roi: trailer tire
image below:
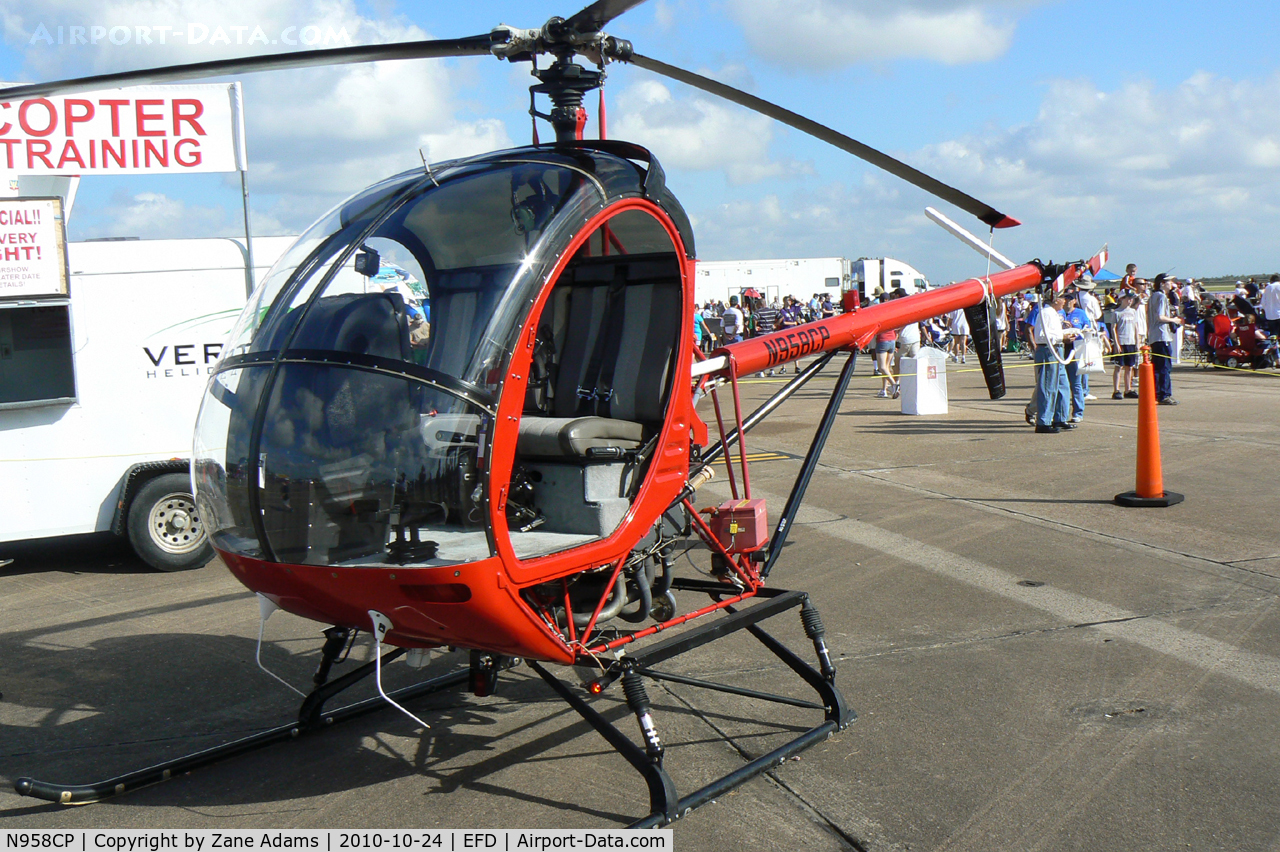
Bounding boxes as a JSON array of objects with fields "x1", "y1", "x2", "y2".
[{"x1": 126, "y1": 473, "x2": 213, "y2": 572}]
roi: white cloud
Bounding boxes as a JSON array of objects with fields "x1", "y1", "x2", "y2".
[
  {"x1": 77, "y1": 190, "x2": 232, "y2": 239},
  {"x1": 2, "y1": 0, "x2": 511, "y2": 233},
  {"x1": 726, "y1": 0, "x2": 1028, "y2": 69},
  {"x1": 692, "y1": 70, "x2": 1280, "y2": 281},
  {"x1": 610, "y1": 77, "x2": 810, "y2": 184}
]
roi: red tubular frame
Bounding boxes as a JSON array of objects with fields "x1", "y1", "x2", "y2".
[
  {"x1": 727, "y1": 359, "x2": 751, "y2": 499},
  {"x1": 574, "y1": 497, "x2": 762, "y2": 659},
  {"x1": 709, "y1": 387, "x2": 740, "y2": 499}
]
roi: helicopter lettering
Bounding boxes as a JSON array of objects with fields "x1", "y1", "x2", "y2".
[{"x1": 759, "y1": 325, "x2": 830, "y2": 366}]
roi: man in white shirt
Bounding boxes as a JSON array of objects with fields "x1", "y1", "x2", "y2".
[
  {"x1": 1147, "y1": 274, "x2": 1184, "y2": 404},
  {"x1": 1032, "y1": 291, "x2": 1078, "y2": 433},
  {"x1": 1260, "y1": 274, "x2": 1280, "y2": 337},
  {"x1": 721, "y1": 295, "x2": 745, "y2": 344}
]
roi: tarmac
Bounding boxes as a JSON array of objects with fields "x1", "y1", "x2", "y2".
[{"x1": 3, "y1": 352, "x2": 1279, "y2": 851}]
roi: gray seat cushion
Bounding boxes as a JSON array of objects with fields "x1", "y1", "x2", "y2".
[{"x1": 517, "y1": 416, "x2": 645, "y2": 458}]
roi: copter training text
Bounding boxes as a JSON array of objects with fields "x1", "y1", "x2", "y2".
[{"x1": 0, "y1": 85, "x2": 245, "y2": 174}]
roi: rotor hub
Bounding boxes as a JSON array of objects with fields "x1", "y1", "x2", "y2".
[{"x1": 491, "y1": 18, "x2": 633, "y2": 143}]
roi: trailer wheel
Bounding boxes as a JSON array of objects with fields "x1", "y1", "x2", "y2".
[{"x1": 126, "y1": 473, "x2": 212, "y2": 572}]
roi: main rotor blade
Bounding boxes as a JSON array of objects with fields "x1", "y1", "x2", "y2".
[
  {"x1": 0, "y1": 34, "x2": 494, "y2": 101},
  {"x1": 565, "y1": 0, "x2": 652, "y2": 34},
  {"x1": 627, "y1": 52, "x2": 1020, "y2": 229}
]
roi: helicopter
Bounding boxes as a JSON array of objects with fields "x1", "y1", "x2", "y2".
[{"x1": 6, "y1": 0, "x2": 1107, "y2": 826}]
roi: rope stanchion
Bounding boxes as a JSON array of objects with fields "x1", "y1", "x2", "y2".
[{"x1": 1115, "y1": 346, "x2": 1183, "y2": 508}]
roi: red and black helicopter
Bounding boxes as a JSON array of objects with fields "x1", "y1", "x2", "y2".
[{"x1": 7, "y1": 0, "x2": 1105, "y2": 825}]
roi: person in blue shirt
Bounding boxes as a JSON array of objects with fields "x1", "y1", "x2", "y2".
[
  {"x1": 693, "y1": 308, "x2": 709, "y2": 351},
  {"x1": 1062, "y1": 290, "x2": 1093, "y2": 422}
]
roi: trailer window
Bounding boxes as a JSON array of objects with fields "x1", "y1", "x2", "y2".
[
  {"x1": 825, "y1": 277, "x2": 839, "y2": 288},
  {"x1": 0, "y1": 302, "x2": 76, "y2": 409}
]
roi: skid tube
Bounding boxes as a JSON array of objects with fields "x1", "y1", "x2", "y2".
[
  {"x1": 12, "y1": 643, "x2": 508, "y2": 805},
  {"x1": 538, "y1": 581, "x2": 854, "y2": 827}
]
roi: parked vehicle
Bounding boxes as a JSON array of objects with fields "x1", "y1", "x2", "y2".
[
  {"x1": 0, "y1": 236, "x2": 293, "y2": 570},
  {"x1": 693, "y1": 255, "x2": 930, "y2": 309}
]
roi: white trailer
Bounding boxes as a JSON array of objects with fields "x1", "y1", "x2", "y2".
[
  {"x1": 694, "y1": 256, "x2": 931, "y2": 307},
  {"x1": 0, "y1": 236, "x2": 293, "y2": 570},
  {"x1": 694, "y1": 257, "x2": 851, "y2": 306},
  {"x1": 848, "y1": 257, "x2": 932, "y2": 300}
]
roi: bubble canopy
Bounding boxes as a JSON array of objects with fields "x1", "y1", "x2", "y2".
[{"x1": 194, "y1": 144, "x2": 693, "y2": 571}]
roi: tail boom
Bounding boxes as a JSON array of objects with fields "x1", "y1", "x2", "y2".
[{"x1": 697, "y1": 262, "x2": 1043, "y2": 378}]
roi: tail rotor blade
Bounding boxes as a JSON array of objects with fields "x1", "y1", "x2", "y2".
[
  {"x1": 1088, "y1": 244, "x2": 1109, "y2": 275},
  {"x1": 926, "y1": 206, "x2": 1017, "y2": 270},
  {"x1": 0, "y1": 34, "x2": 494, "y2": 101},
  {"x1": 626, "y1": 52, "x2": 1020, "y2": 230}
]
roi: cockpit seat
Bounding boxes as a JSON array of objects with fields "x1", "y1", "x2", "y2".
[
  {"x1": 516, "y1": 416, "x2": 644, "y2": 458},
  {"x1": 515, "y1": 257, "x2": 681, "y2": 461}
]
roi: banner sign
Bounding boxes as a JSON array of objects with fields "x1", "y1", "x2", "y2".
[
  {"x1": 0, "y1": 82, "x2": 247, "y2": 175},
  {"x1": 0, "y1": 197, "x2": 68, "y2": 297}
]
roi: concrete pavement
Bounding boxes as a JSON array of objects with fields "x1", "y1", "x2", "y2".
[{"x1": 3, "y1": 355, "x2": 1278, "y2": 851}]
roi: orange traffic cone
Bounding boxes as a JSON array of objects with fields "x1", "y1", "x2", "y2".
[{"x1": 1115, "y1": 346, "x2": 1184, "y2": 507}]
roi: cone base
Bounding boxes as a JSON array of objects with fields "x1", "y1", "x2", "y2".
[{"x1": 1114, "y1": 490, "x2": 1185, "y2": 508}]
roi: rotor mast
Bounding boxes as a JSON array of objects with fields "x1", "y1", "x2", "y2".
[{"x1": 492, "y1": 18, "x2": 633, "y2": 143}]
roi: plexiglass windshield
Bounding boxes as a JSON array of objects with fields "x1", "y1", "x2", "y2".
[{"x1": 195, "y1": 158, "x2": 605, "y2": 568}]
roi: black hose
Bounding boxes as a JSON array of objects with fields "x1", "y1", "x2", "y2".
[
  {"x1": 619, "y1": 560, "x2": 653, "y2": 623},
  {"x1": 655, "y1": 547, "x2": 673, "y2": 595}
]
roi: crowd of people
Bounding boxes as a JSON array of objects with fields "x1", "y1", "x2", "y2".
[
  {"x1": 693, "y1": 268, "x2": 1279, "y2": 424},
  {"x1": 695, "y1": 286, "x2": 948, "y2": 397},
  {"x1": 1011, "y1": 266, "x2": 1280, "y2": 433},
  {"x1": 694, "y1": 292, "x2": 839, "y2": 353}
]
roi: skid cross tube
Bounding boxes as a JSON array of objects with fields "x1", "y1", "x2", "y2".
[
  {"x1": 639, "y1": 669, "x2": 825, "y2": 710},
  {"x1": 14, "y1": 651, "x2": 474, "y2": 805},
  {"x1": 552, "y1": 588, "x2": 853, "y2": 827}
]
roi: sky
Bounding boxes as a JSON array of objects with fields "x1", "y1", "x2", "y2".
[{"x1": 1, "y1": 0, "x2": 1278, "y2": 284}]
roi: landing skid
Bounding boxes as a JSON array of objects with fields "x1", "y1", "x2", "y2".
[
  {"x1": 15, "y1": 586, "x2": 852, "y2": 825},
  {"x1": 544, "y1": 580, "x2": 855, "y2": 827}
]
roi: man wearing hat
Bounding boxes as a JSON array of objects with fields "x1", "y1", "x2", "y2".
[{"x1": 1031, "y1": 290, "x2": 1080, "y2": 433}]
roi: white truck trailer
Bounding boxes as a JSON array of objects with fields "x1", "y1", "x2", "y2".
[
  {"x1": 847, "y1": 257, "x2": 932, "y2": 300},
  {"x1": 694, "y1": 256, "x2": 929, "y2": 306},
  {"x1": 0, "y1": 235, "x2": 293, "y2": 570},
  {"x1": 694, "y1": 257, "x2": 850, "y2": 306}
]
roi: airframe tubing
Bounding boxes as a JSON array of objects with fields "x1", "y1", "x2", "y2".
[
  {"x1": 700, "y1": 351, "x2": 836, "y2": 466},
  {"x1": 700, "y1": 262, "x2": 1043, "y2": 378},
  {"x1": 762, "y1": 349, "x2": 859, "y2": 578},
  {"x1": 541, "y1": 588, "x2": 850, "y2": 827}
]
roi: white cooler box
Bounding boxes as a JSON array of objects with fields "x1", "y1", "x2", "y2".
[{"x1": 899, "y1": 348, "x2": 948, "y2": 415}]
